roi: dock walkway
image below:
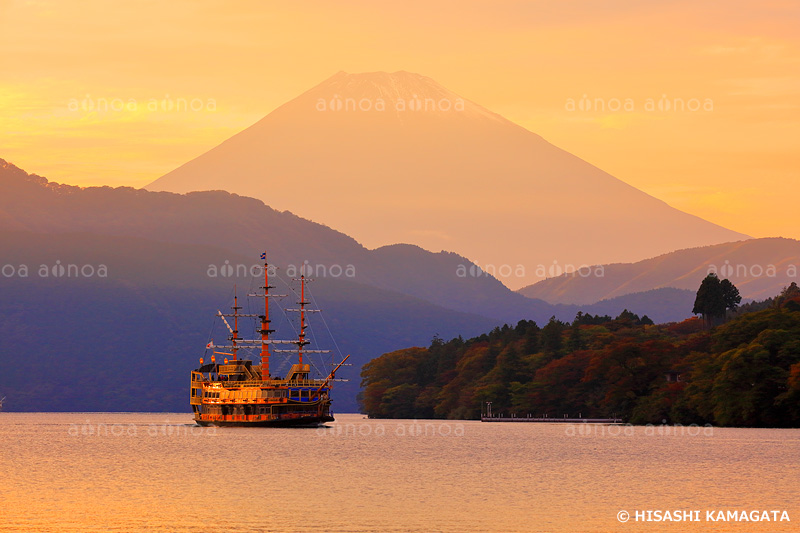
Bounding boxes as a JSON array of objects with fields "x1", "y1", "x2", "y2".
[{"x1": 481, "y1": 416, "x2": 622, "y2": 423}]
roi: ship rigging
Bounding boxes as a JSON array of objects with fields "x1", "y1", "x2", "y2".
[{"x1": 190, "y1": 252, "x2": 349, "y2": 427}]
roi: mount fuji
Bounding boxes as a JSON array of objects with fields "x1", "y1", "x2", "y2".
[{"x1": 146, "y1": 71, "x2": 748, "y2": 288}]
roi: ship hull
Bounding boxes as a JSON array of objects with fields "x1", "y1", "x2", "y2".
[{"x1": 195, "y1": 414, "x2": 333, "y2": 428}]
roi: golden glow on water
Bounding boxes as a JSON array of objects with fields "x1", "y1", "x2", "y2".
[{"x1": 0, "y1": 413, "x2": 797, "y2": 532}]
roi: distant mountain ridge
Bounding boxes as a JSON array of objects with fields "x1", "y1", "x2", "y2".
[
  {"x1": 0, "y1": 159, "x2": 752, "y2": 412},
  {"x1": 519, "y1": 238, "x2": 800, "y2": 304},
  {"x1": 1, "y1": 158, "x2": 690, "y2": 325},
  {"x1": 145, "y1": 70, "x2": 748, "y2": 289},
  {"x1": 2, "y1": 158, "x2": 748, "y2": 323},
  {"x1": 0, "y1": 158, "x2": 543, "y2": 323}
]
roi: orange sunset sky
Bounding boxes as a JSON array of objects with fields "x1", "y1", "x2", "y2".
[{"x1": 1, "y1": 0, "x2": 798, "y2": 240}]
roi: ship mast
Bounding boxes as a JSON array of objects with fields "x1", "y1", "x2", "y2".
[
  {"x1": 231, "y1": 285, "x2": 241, "y2": 361},
  {"x1": 259, "y1": 252, "x2": 274, "y2": 379},
  {"x1": 278, "y1": 272, "x2": 330, "y2": 371},
  {"x1": 209, "y1": 255, "x2": 343, "y2": 386},
  {"x1": 298, "y1": 274, "x2": 308, "y2": 364}
]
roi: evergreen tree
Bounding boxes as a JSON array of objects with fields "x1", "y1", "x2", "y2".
[
  {"x1": 615, "y1": 309, "x2": 640, "y2": 324},
  {"x1": 523, "y1": 322, "x2": 540, "y2": 354},
  {"x1": 541, "y1": 316, "x2": 564, "y2": 355},
  {"x1": 720, "y1": 278, "x2": 742, "y2": 312},
  {"x1": 567, "y1": 322, "x2": 584, "y2": 351},
  {"x1": 776, "y1": 282, "x2": 800, "y2": 307},
  {"x1": 693, "y1": 274, "x2": 726, "y2": 327}
]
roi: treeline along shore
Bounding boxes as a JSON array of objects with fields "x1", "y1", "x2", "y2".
[{"x1": 360, "y1": 283, "x2": 800, "y2": 427}]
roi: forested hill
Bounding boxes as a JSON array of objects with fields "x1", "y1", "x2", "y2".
[{"x1": 360, "y1": 285, "x2": 800, "y2": 427}]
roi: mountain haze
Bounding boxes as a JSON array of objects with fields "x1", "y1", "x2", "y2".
[
  {"x1": 1, "y1": 158, "x2": 702, "y2": 325},
  {"x1": 0, "y1": 229, "x2": 499, "y2": 412},
  {"x1": 0, "y1": 159, "x2": 717, "y2": 412},
  {"x1": 146, "y1": 70, "x2": 748, "y2": 289},
  {"x1": 519, "y1": 238, "x2": 800, "y2": 304},
  {"x1": 0, "y1": 158, "x2": 547, "y2": 323}
]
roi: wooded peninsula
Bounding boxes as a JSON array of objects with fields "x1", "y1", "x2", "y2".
[{"x1": 360, "y1": 280, "x2": 800, "y2": 427}]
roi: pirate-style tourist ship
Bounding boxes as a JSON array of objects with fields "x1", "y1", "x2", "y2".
[{"x1": 190, "y1": 253, "x2": 349, "y2": 427}]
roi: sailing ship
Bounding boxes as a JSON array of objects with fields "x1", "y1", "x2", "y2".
[
  {"x1": 0, "y1": 397, "x2": 5, "y2": 412},
  {"x1": 190, "y1": 252, "x2": 349, "y2": 427}
]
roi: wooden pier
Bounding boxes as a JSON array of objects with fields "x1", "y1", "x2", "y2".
[{"x1": 481, "y1": 416, "x2": 622, "y2": 424}]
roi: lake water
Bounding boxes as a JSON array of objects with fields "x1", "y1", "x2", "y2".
[{"x1": 0, "y1": 413, "x2": 797, "y2": 532}]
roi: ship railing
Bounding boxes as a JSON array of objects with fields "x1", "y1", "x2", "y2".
[
  {"x1": 217, "y1": 379, "x2": 328, "y2": 388},
  {"x1": 282, "y1": 380, "x2": 329, "y2": 388}
]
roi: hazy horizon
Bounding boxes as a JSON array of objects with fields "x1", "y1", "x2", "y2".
[
  {"x1": 2, "y1": 1, "x2": 798, "y2": 243},
  {"x1": 142, "y1": 69, "x2": 749, "y2": 289}
]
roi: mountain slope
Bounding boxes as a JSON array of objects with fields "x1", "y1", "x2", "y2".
[
  {"x1": 146, "y1": 70, "x2": 747, "y2": 289},
  {"x1": 0, "y1": 230, "x2": 499, "y2": 412},
  {"x1": 0, "y1": 158, "x2": 547, "y2": 323},
  {"x1": 1, "y1": 158, "x2": 705, "y2": 325},
  {"x1": 519, "y1": 238, "x2": 800, "y2": 304},
  {"x1": 584, "y1": 288, "x2": 696, "y2": 324}
]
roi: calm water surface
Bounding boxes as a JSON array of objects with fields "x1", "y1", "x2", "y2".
[{"x1": 0, "y1": 413, "x2": 797, "y2": 532}]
